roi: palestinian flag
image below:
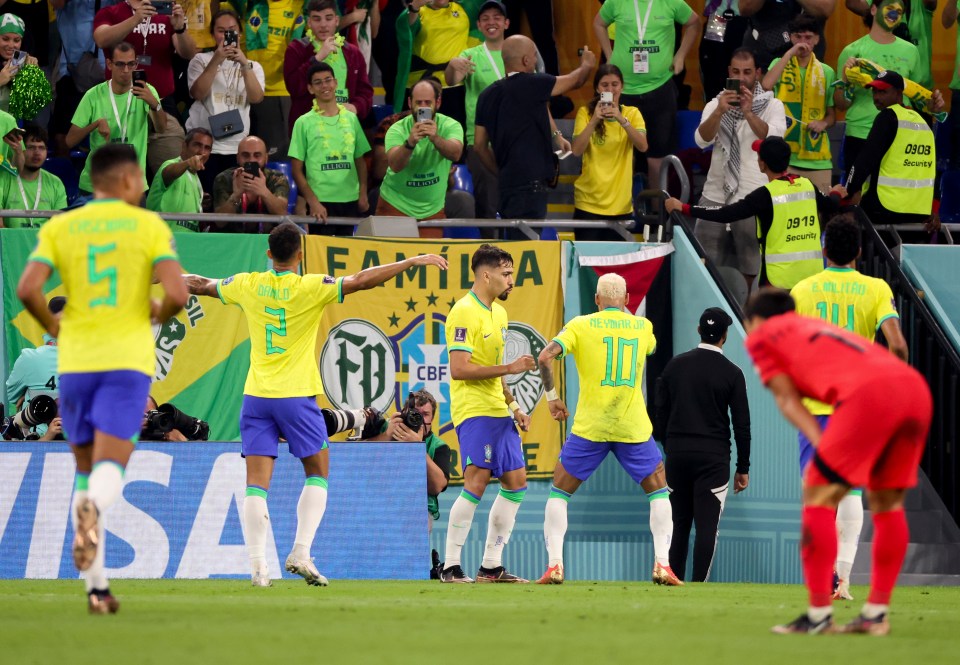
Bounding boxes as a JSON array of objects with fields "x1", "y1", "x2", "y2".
[{"x1": 577, "y1": 245, "x2": 674, "y2": 316}]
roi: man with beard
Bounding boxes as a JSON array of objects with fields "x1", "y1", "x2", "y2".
[
  {"x1": 0, "y1": 126, "x2": 67, "y2": 228},
  {"x1": 440, "y1": 243, "x2": 537, "y2": 583},
  {"x1": 147, "y1": 127, "x2": 214, "y2": 233}
]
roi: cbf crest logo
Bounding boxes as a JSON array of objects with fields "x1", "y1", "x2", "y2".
[
  {"x1": 320, "y1": 319, "x2": 398, "y2": 413},
  {"x1": 153, "y1": 295, "x2": 206, "y2": 381},
  {"x1": 483, "y1": 444, "x2": 492, "y2": 463},
  {"x1": 504, "y1": 323, "x2": 547, "y2": 414}
]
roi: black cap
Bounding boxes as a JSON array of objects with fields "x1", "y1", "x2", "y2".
[
  {"x1": 866, "y1": 69, "x2": 905, "y2": 92},
  {"x1": 48, "y1": 296, "x2": 66, "y2": 314},
  {"x1": 478, "y1": 0, "x2": 507, "y2": 15},
  {"x1": 699, "y1": 307, "x2": 733, "y2": 343},
  {"x1": 752, "y1": 136, "x2": 792, "y2": 173}
]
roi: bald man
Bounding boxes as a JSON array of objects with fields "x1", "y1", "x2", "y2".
[
  {"x1": 212, "y1": 136, "x2": 292, "y2": 231},
  {"x1": 474, "y1": 35, "x2": 596, "y2": 224}
]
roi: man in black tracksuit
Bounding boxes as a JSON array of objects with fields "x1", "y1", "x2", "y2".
[{"x1": 654, "y1": 307, "x2": 751, "y2": 582}]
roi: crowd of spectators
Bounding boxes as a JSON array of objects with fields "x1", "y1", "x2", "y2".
[{"x1": 0, "y1": 0, "x2": 954, "y2": 248}]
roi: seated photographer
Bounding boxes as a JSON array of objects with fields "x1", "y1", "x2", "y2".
[
  {"x1": 211, "y1": 135, "x2": 290, "y2": 232},
  {"x1": 141, "y1": 395, "x2": 210, "y2": 441}
]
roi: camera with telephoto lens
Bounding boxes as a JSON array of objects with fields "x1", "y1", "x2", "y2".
[
  {"x1": 141, "y1": 403, "x2": 210, "y2": 441},
  {"x1": 400, "y1": 393, "x2": 424, "y2": 432},
  {"x1": 321, "y1": 407, "x2": 384, "y2": 441},
  {"x1": 1, "y1": 395, "x2": 57, "y2": 441}
]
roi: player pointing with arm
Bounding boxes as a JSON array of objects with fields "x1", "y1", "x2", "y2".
[
  {"x1": 17, "y1": 144, "x2": 188, "y2": 615},
  {"x1": 184, "y1": 224, "x2": 446, "y2": 587},
  {"x1": 536, "y1": 273, "x2": 681, "y2": 586},
  {"x1": 440, "y1": 244, "x2": 536, "y2": 584}
]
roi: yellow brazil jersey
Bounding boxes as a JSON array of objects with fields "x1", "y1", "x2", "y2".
[
  {"x1": 27, "y1": 199, "x2": 177, "y2": 376},
  {"x1": 217, "y1": 270, "x2": 343, "y2": 398},
  {"x1": 791, "y1": 266, "x2": 899, "y2": 415},
  {"x1": 445, "y1": 291, "x2": 510, "y2": 425},
  {"x1": 554, "y1": 308, "x2": 657, "y2": 443},
  {"x1": 411, "y1": 2, "x2": 477, "y2": 86}
]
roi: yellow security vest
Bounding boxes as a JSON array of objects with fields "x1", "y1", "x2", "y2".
[
  {"x1": 863, "y1": 104, "x2": 935, "y2": 214},
  {"x1": 760, "y1": 177, "x2": 823, "y2": 289}
]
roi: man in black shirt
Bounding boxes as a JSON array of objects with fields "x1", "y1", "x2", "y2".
[
  {"x1": 654, "y1": 307, "x2": 751, "y2": 582},
  {"x1": 473, "y1": 35, "x2": 595, "y2": 221}
]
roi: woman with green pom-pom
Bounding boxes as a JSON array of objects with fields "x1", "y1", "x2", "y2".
[{"x1": 0, "y1": 14, "x2": 37, "y2": 113}]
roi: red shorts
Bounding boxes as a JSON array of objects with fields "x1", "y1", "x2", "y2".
[{"x1": 804, "y1": 368, "x2": 932, "y2": 491}]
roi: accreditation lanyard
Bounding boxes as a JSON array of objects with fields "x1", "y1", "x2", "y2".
[
  {"x1": 632, "y1": 0, "x2": 655, "y2": 50},
  {"x1": 16, "y1": 174, "x2": 42, "y2": 211},
  {"x1": 109, "y1": 88, "x2": 135, "y2": 143},
  {"x1": 482, "y1": 43, "x2": 504, "y2": 80}
]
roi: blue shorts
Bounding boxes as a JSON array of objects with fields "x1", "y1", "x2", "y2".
[
  {"x1": 559, "y1": 433, "x2": 663, "y2": 484},
  {"x1": 798, "y1": 415, "x2": 831, "y2": 477},
  {"x1": 59, "y1": 370, "x2": 152, "y2": 444},
  {"x1": 456, "y1": 416, "x2": 524, "y2": 478},
  {"x1": 240, "y1": 395, "x2": 329, "y2": 459}
]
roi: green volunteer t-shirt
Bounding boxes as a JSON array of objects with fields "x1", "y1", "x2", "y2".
[
  {"x1": 72, "y1": 81, "x2": 158, "y2": 192},
  {"x1": 599, "y1": 0, "x2": 693, "y2": 96},
  {"x1": 288, "y1": 106, "x2": 371, "y2": 203},
  {"x1": 770, "y1": 57, "x2": 837, "y2": 171},
  {"x1": 459, "y1": 43, "x2": 504, "y2": 145},
  {"x1": 381, "y1": 112, "x2": 464, "y2": 219},
  {"x1": 1, "y1": 170, "x2": 68, "y2": 228},
  {"x1": 837, "y1": 35, "x2": 919, "y2": 139},
  {"x1": 146, "y1": 157, "x2": 203, "y2": 232},
  {"x1": 907, "y1": 3, "x2": 934, "y2": 89}
]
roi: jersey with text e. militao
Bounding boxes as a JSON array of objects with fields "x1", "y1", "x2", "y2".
[
  {"x1": 217, "y1": 270, "x2": 343, "y2": 398},
  {"x1": 554, "y1": 308, "x2": 657, "y2": 443},
  {"x1": 445, "y1": 291, "x2": 510, "y2": 426},
  {"x1": 791, "y1": 267, "x2": 899, "y2": 415},
  {"x1": 27, "y1": 199, "x2": 178, "y2": 376}
]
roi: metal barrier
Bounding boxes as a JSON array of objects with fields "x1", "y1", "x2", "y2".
[{"x1": 856, "y1": 208, "x2": 960, "y2": 524}]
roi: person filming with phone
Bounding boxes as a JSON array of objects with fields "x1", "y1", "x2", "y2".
[
  {"x1": 376, "y1": 77, "x2": 463, "y2": 234},
  {"x1": 211, "y1": 135, "x2": 290, "y2": 231},
  {"x1": 0, "y1": 14, "x2": 38, "y2": 115}
]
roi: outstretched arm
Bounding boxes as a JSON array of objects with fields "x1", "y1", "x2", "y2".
[
  {"x1": 183, "y1": 273, "x2": 220, "y2": 298},
  {"x1": 341, "y1": 254, "x2": 448, "y2": 296},
  {"x1": 537, "y1": 340, "x2": 569, "y2": 421}
]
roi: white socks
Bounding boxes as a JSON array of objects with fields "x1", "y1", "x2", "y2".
[
  {"x1": 480, "y1": 487, "x2": 526, "y2": 569},
  {"x1": 443, "y1": 490, "x2": 480, "y2": 568},
  {"x1": 291, "y1": 477, "x2": 328, "y2": 560},
  {"x1": 544, "y1": 486, "x2": 572, "y2": 567},
  {"x1": 836, "y1": 492, "x2": 864, "y2": 581},
  {"x1": 72, "y1": 474, "x2": 107, "y2": 592},
  {"x1": 244, "y1": 487, "x2": 270, "y2": 569},
  {"x1": 87, "y1": 461, "x2": 124, "y2": 513},
  {"x1": 647, "y1": 488, "x2": 673, "y2": 567}
]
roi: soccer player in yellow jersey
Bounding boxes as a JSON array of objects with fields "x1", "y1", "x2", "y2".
[
  {"x1": 184, "y1": 223, "x2": 446, "y2": 587},
  {"x1": 536, "y1": 273, "x2": 682, "y2": 586},
  {"x1": 16, "y1": 144, "x2": 188, "y2": 614},
  {"x1": 440, "y1": 244, "x2": 537, "y2": 583},
  {"x1": 790, "y1": 214, "x2": 908, "y2": 601}
]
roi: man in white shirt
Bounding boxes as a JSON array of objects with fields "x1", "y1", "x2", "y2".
[{"x1": 694, "y1": 47, "x2": 786, "y2": 292}]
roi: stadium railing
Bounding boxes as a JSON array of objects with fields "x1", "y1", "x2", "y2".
[{"x1": 855, "y1": 207, "x2": 960, "y2": 525}]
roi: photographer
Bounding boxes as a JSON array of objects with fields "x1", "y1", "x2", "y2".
[
  {"x1": 5, "y1": 296, "x2": 65, "y2": 440},
  {"x1": 141, "y1": 395, "x2": 210, "y2": 442}
]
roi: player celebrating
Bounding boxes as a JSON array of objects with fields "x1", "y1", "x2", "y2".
[
  {"x1": 185, "y1": 224, "x2": 446, "y2": 587},
  {"x1": 744, "y1": 289, "x2": 931, "y2": 635},
  {"x1": 536, "y1": 273, "x2": 680, "y2": 586},
  {"x1": 440, "y1": 244, "x2": 537, "y2": 584},
  {"x1": 790, "y1": 215, "x2": 908, "y2": 601},
  {"x1": 16, "y1": 144, "x2": 188, "y2": 614}
]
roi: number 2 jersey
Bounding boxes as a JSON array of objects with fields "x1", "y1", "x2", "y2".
[
  {"x1": 218, "y1": 270, "x2": 344, "y2": 398},
  {"x1": 790, "y1": 266, "x2": 899, "y2": 415},
  {"x1": 27, "y1": 200, "x2": 177, "y2": 376},
  {"x1": 554, "y1": 308, "x2": 657, "y2": 443}
]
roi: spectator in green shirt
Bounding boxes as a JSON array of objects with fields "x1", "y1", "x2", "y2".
[
  {"x1": 0, "y1": 126, "x2": 68, "y2": 228},
  {"x1": 845, "y1": 0, "x2": 935, "y2": 88},
  {"x1": 146, "y1": 127, "x2": 214, "y2": 233}
]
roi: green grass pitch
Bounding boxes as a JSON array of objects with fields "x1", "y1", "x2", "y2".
[{"x1": 2, "y1": 581, "x2": 958, "y2": 664}]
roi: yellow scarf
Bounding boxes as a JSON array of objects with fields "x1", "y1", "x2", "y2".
[{"x1": 776, "y1": 54, "x2": 831, "y2": 162}]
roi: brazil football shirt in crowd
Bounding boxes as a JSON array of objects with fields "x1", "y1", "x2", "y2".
[
  {"x1": 288, "y1": 106, "x2": 371, "y2": 203},
  {"x1": 244, "y1": 0, "x2": 302, "y2": 95},
  {"x1": 573, "y1": 104, "x2": 646, "y2": 216},
  {"x1": 27, "y1": 199, "x2": 177, "y2": 376},
  {"x1": 768, "y1": 57, "x2": 837, "y2": 171},
  {"x1": 411, "y1": 1, "x2": 476, "y2": 87},
  {"x1": 146, "y1": 157, "x2": 203, "y2": 233},
  {"x1": 1, "y1": 170, "x2": 68, "y2": 228},
  {"x1": 553, "y1": 308, "x2": 657, "y2": 443},
  {"x1": 72, "y1": 81, "x2": 159, "y2": 192},
  {"x1": 457, "y1": 43, "x2": 503, "y2": 145},
  {"x1": 445, "y1": 291, "x2": 509, "y2": 426},
  {"x1": 791, "y1": 266, "x2": 899, "y2": 415},
  {"x1": 380, "y1": 112, "x2": 463, "y2": 219},
  {"x1": 599, "y1": 0, "x2": 693, "y2": 95},
  {"x1": 217, "y1": 271, "x2": 343, "y2": 398}
]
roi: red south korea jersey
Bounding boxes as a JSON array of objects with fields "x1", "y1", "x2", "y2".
[{"x1": 745, "y1": 312, "x2": 916, "y2": 407}]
